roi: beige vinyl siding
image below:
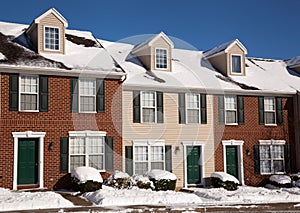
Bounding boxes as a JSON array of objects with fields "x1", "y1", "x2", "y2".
[
  {"x1": 227, "y1": 44, "x2": 246, "y2": 76},
  {"x1": 133, "y1": 47, "x2": 152, "y2": 70},
  {"x1": 207, "y1": 53, "x2": 228, "y2": 76},
  {"x1": 26, "y1": 24, "x2": 38, "y2": 52},
  {"x1": 37, "y1": 12, "x2": 65, "y2": 54},
  {"x1": 150, "y1": 37, "x2": 172, "y2": 72},
  {"x1": 122, "y1": 91, "x2": 215, "y2": 188}
]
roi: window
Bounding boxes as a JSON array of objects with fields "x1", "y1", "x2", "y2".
[
  {"x1": 155, "y1": 48, "x2": 168, "y2": 69},
  {"x1": 133, "y1": 141, "x2": 165, "y2": 175},
  {"x1": 20, "y1": 75, "x2": 38, "y2": 111},
  {"x1": 186, "y1": 93, "x2": 200, "y2": 123},
  {"x1": 231, "y1": 55, "x2": 242, "y2": 74},
  {"x1": 264, "y1": 97, "x2": 276, "y2": 125},
  {"x1": 224, "y1": 96, "x2": 237, "y2": 124},
  {"x1": 141, "y1": 91, "x2": 156, "y2": 123},
  {"x1": 44, "y1": 27, "x2": 59, "y2": 50},
  {"x1": 69, "y1": 134, "x2": 105, "y2": 171},
  {"x1": 79, "y1": 79, "x2": 96, "y2": 113}
]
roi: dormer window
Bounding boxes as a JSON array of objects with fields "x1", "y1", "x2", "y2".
[
  {"x1": 44, "y1": 26, "x2": 59, "y2": 51},
  {"x1": 155, "y1": 48, "x2": 168, "y2": 69},
  {"x1": 231, "y1": 55, "x2": 242, "y2": 74}
]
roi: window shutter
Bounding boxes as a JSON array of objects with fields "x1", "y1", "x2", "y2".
[
  {"x1": 133, "y1": 91, "x2": 141, "y2": 123},
  {"x1": 258, "y1": 97, "x2": 264, "y2": 125},
  {"x1": 60, "y1": 137, "x2": 69, "y2": 173},
  {"x1": 237, "y1": 96, "x2": 244, "y2": 124},
  {"x1": 70, "y1": 78, "x2": 78, "y2": 112},
  {"x1": 200, "y1": 94, "x2": 207, "y2": 124},
  {"x1": 178, "y1": 93, "x2": 186, "y2": 124},
  {"x1": 125, "y1": 146, "x2": 133, "y2": 175},
  {"x1": 96, "y1": 79, "x2": 105, "y2": 112},
  {"x1": 156, "y1": 92, "x2": 164, "y2": 123},
  {"x1": 39, "y1": 76, "x2": 48, "y2": 112},
  {"x1": 9, "y1": 74, "x2": 19, "y2": 111},
  {"x1": 105, "y1": 137, "x2": 114, "y2": 171},
  {"x1": 165, "y1": 145, "x2": 172, "y2": 172},
  {"x1": 218, "y1": 95, "x2": 225, "y2": 124},
  {"x1": 254, "y1": 145, "x2": 260, "y2": 174},
  {"x1": 276, "y1": 97, "x2": 283, "y2": 125},
  {"x1": 284, "y1": 144, "x2": 291, "y2": 173}
]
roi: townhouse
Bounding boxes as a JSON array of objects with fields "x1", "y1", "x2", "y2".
[{"x1": 0, "y1": 8, "x2": 125, "y2": 190}]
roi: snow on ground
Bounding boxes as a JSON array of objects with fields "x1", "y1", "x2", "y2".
[{"x1": 0, "y1": 188, "x2": 74, "y2": 211}]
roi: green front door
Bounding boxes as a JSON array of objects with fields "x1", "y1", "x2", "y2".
[
  {"x1": 187, "y1": 146, "x2": 201, "y2": 184},
  {"x1": 18, "y1": 139, "x2": 38, "y2": 185},
  {"x1": 226, "y1": 146, "x2": 239, "y2": 179}
]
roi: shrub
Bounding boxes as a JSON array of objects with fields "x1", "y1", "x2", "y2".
[
  {"x1": 71, "y1": 177, "x2": 102, "y2": 193},
  {"x1": 145, "y1": 170, "x2": 177, "y2": 191},
  {"x1": 105, "y1": 171, "x2": 132, "y2": 189},
  {"x1": 211, "y1": 177, "x2": 238, "y2": 191}
]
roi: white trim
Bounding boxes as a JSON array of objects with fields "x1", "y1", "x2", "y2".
[
  {"x1": 225, "y1": 39, "x2": 248, "y2": 55},
  {"x1": 43, "y1": 26, "x2": 60, "y2": 52},
  {"x1": 149, "y1": 32, "x2": 174, "y2": 48},
  {"x1": 185, "y1": 93, "x2": 201, "y2": 124},
  {"x1": 132, "y1": 139, "x2": 165, "y2": 146},
  {"x1": 34, "y1": 8, "x2": 68, "y2": 27},
  {"x1": 12, "y1": 131, "x2": 46, "y2": 190},
  {"x1": 69, "y1": 130, "x2": 107, "y2": 137},
  {"x1": 230, "y1": 54, "x2": 243, "y2": 75},
  {"x1": 154, "y1": 48, "x2": 168, "y2": 70},
  {"x1": 258, "y1": 139, "x2": 286, "y2": 145},
  {"x1": 182, "y1": 141, "x2": 205, "y2": 188},
  {"x1": 222, "y1": 140, "x2": 245, "y2": 185}
]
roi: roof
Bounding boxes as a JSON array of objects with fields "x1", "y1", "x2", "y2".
[
  {"x1": 286, "y1": 56, "x2": 300, "y2": 68},
  {"x1": 203, "y1": 39, "x2": 248, "y2": 58}
]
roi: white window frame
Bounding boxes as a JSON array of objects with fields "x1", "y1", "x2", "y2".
[
  {"x1": 19, "y1": 75, "x2": 39, "y2": 112},
  {"x1": 258, "y1": 140, "x2": 286, "y2": 175},
  {"x1": 68, "y1": 131, "x2": 106, "y2": 172},
  {"x1": 155, "y1": 48, "x2": 168, "y2": 70},
  {"x1": 141, "y1": 91, "x2": 157, "y2": 123},
  {"x1": 79, "y1": 79, "x2": 96, "y2": 113},
  {"x1": 231, "y1": 54, "x2": 242, "y2": 74},
  {"x1": 224, "y1": 95, "x2": 238, "y2": 125},
  {"x1": 264, "y1": 97, "x2": 277, "y2": 126},
  {"x1": 132, "y1": 140, "x2": 165, "y2": 175},
  {"x1": 185, "y1": 93, "x2": 200, "y2": 124},
  {"x1": 44, "y1": 26, "x2": 60, "y2": 51}
]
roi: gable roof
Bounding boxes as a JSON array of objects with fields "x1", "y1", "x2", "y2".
[
  {"x1": 203, "y1": 39, "x2": 247, "y2": 58},
  {"x1": 34, "y1": 8, "x2": 68, "y2": 27},
  {"x1": 286, "y1": 56, "x2": 300, "y2": 68},
  {"x1": 131, "y1": 32, "x2": 174, "y2": 54}
]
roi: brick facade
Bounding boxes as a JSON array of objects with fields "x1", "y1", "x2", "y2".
[
  {"x1": 214, "y1": 95, "x2": 295, "y2": 186},
  {"x1": 0, "y1": 73, "x2": 123, "y2": 189}
]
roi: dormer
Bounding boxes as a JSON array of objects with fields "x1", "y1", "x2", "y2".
[
  {"x1": 131, "y1": 32, "x2": 174, "y2": 72},
  {"x1": 204, "y1": 39, "x2": 247, "y2": 76},
  {"x1": 26, "y1": 8, "x2": 68, "y2": 54},
  {"x1": 287, "y1": 56, "x2": 300, "y2": 74}
]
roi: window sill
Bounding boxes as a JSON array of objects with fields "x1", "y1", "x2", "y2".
[
  {"x1": 19, "y1": 110, "x2": 39, "y2": 113},
  {"x1": 225, "y1": 123, "x2": 238, "y2": 126},
  {"x1": 260, "y1": 172, "x2": 285, "y2": 175},
  {"x1": 264, "y1": 124, "x2": 277, "y2": 127},
  {"x1": 78, "y1": 111, "x2": 97, "y2": 114}
]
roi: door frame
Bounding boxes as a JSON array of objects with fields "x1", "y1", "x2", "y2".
[
  {"x1": 182, "y1": 141, "x2": 205, "y2": 188},
  {"x1": 222, "y1": 140, "x2": 244, "y2": 185},
  {"x1": 12, "y1": 131, "x2": 46, "y2": 190}
]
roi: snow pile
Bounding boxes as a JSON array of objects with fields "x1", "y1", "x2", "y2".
[
  {"x1": 270, "y1": 175, "x2": 291, "y2": 185},
  {"x1": 211, "y1": 172, "x2": 239, "y2": 184},
  {"x1": 0, "y1": 188, "x2": 74, "y2": 211},
  {"x1": 146, "y1": 169, "x2": 177, "y2": 180},
  {"x1": 83, "y1": 186, "x2": 202, "y2": 207},
  {"x1": 112, "y1": 170, "x2": 130, "y2": 179},
  {"x1": 71, "y1": 166, "x2": 103, "y2": 184},
  {"x1": 0, "y1": 52, "x2": 6, "y2": 60}
]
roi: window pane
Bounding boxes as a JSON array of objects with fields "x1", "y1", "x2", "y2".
[
  {"x1": 80, "y1": 97, "x2": 96, "y2": 112},
  {"x1": 265, "y1": 112, "x2": 275, "y2": 124},
  {"x1": 20, "y1": 94, "x2": 37, "y2": 110},
  {"x1": 70, "y1": 156, "x2": 85, "y2": 171},
  {"x1": 187, "y1": 109, "x2": 200, "y2": 123},
  {"x1": 70, "y1": 137, "x2": 85, "y2": 154},
  {"x1": 225, "y1": 111, "x2": 237, "y2": 124},
  {"x1": 225, "y1": 96, "x2": 236, "y2": 110},
  {"x1": 87, "y1": 137, "x2": 104, "y2": 154},
  {"x1": 142, "y1": 92, "x2": 155, "y2": 107},
  {"x1": 260, "y1": 160, "x2": 271, "y2": 173},
  {"x1": 186, "y1": 94, "x2": 199, "y2": 109},
  {"x1": 151, "y1": 162, "x2": 164, "y2": 170},
  {"x1": 273, "y1": 160, "x2": 284, "y2": 173},
  {"x1": 44, "y1": 27, "x2": 59, "y2": 50},
  {"x1": 135, "y1": 162, "x2": 148, "y2": 175},
  {"x1": 155, "y1": 49, "x2": 167, "y2": 69},
  {"x1": 142, "y1": 108, "x2": 155, "y2": 123},
  {"x1": 260, "y1": 145, "x2": 270, "y2": 159},
  {"x1": 135, "y1": 146, "x2": 148, "y2": 161},
  {"x1": 89, "y1": 155, "x2": 104, "y2": 170},
  {"x1": 232, "y1": 55, "x2": 241, "y2": 73},
  {"x1": 264, "y1": 98, "x2": 275, "y2": 111},
  {"x1": 151, "y1": 146, "x2": 164, "y2": 161},
  {"x1": 272, "y1": 145, "x2": 284, "y2": 159}
]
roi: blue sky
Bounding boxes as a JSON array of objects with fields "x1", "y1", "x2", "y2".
[{"x1": 0, "y1": 0, "x2": 299, "y2": 59}]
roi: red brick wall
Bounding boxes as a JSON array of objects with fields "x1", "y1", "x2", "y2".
[
  {"x1": 0, "y1": 73, "x2": 123, "y2": 189},
  {"x1": 214, "y1": 95, "x2": 295, "y2": 186}
]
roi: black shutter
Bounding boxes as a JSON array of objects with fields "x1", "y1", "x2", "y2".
[
  {"x1": 156, "y1": 92, "x2": 164, "y2": 123},
  {"x1": 39, "y1": 76, "x2": 48, "y2": 112},
  {"x1": 60, "y1": 137, "x2": 69, "y2": 173},
  {"x1": 178, "y1": 93, "x2": 186, "y2": 124},
  {"x1": 96, "y1": 79, "x2": 105, "y2": 112},
  {"x1": 200, "y1": 94, "x2": 207, "y2": 124},
  {"x1": 237, "y1": 96, "x2": 244, "y2": 124},
  {"x1": 284, "y1": 144, "x2": 291, "y2": 173},
  {"x1": 276, "y1": 97, "x2": 283, "y2": 125},
  {"x1": 125, "y1": 146, "x2": 133, "y2": 175},
  {"x1": 133, "y1": 91, "x2": 141, "y2": 123},
  {"x1": 218, "y1": 95, "x2": 225, "y2": 124},
  {"x1": 9, "y1": 74, "x2": 19, "y2": 111},
  {"x1": 70, "y1": 78, "x2": 78, "y2": 112},
  {"x1": 105, "y1": 137, "x2": 114, "y2": 171},
  {"x1": 258, "y1": 97, "x2": 264, "y2": 125},
  {"x1": 165, "y1": 145, "x2": 172, "y2": 172},
  {"x1": 254, "y1": 145, "x2": 260, "y2": 174}
]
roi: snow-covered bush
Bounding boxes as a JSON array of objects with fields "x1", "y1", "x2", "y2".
[
  {"x1": 71, "y1": 167, "x2": 103, "y2": 193},
  {"x1": 269, "y1": 175, "x2": 292, "y2": 188},
  {"x1": 145, "y1": 169, "x2": 177, "y2": 191},
  {"x1": 105, "y1": 171, "x2": 131, "y2": 189},
  {"x1": 132, "y1": 175, "x2": 154, "y2": 190},
  {"x1": 211, "y1": 172, "x2": 240, "y2": 191}
]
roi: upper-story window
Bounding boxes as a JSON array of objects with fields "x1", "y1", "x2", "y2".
[
  {"x1": 231, "y1": 55, "x2": 242, "y2": 74},
  {"x1": 155, "y1": 48, "x2": 168, "y2": 69},
  {"x1": 44, "y1": 26, "x2": 59, "y2": 51},
  {"x1": 79, "y1": 79, "x2": 96, "y2": 113},
  {"x1": 218, "y1": 95, "x2": 244, "y2": 125},
  {"x1": 186, "y1": 93, "x2": 200, "y2": 123},
  {"x1": 20, "y1": 75, "x2": 38, "y2": 111},
  {"x1": 264, "y1": 97, "x2": 276, "y2": 125},
  {"x1": 141, "y1": 91, "x2": 156, "y2": 123},
  {"x1": 224, "y1": 96, "x2": 237, "y2": 124}
]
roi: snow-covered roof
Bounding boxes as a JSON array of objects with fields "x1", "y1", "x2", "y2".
[
  {"x1": 286, "y1": 56, "x2": 300, "y2": 68},
  {"x1": 0, "y1": 21, "x2": 125, "y2": 79}
]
